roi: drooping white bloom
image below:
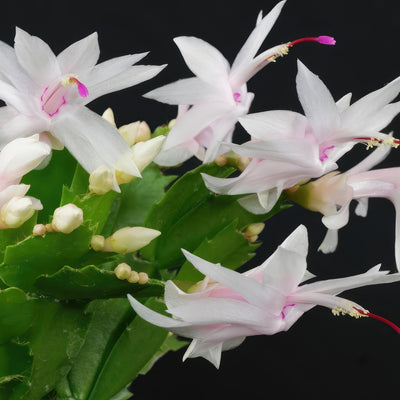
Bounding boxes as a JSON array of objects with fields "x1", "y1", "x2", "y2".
[
  {"x1": 0, "y1": 134, "x2": 50, "y2": 228},
  {"x1": 202, "y1": 61, "x2": 400, "y2": 213},
  {"x1": 128, "y1": 225, "x2": 400, "y2": 368},
  {"x1": 146, "y1": 1, "x2": 335, "y2": 166},
  {"x1": 0, "y1": 28, "x2": 165, "y2": 183},
  {"x1": 290, "y1": 144, "x2": 400, "y2": 270}
]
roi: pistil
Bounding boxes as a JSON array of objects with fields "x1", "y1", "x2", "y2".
[{"x1": 354, "y1": 307, "x2": 400, "y2": 334}]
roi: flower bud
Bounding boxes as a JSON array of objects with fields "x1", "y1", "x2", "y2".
[
  {"x1": 0, "y1": 196, "x2": 35, "y2": 228},
  {"x1": 89, "y1": 165, "x2": 114, "y2": 195},
  {"x1": 287, "y1": 172, "x2": 353, "y2": 215},
  {"x1": 51, "y1": 203, "x2": 83, "y2": 234},
  {"x1": 131, "y1": 136, "x2": 165, "y2": 172},
  {"x1": 138, "y1": 272, "x2": 149, "y2": 285},
  {"x1": 114, "y1": 263, "x2": 132, "y2": 280},
  {"x1": 105, "y1": 226, "x2": 161, "y2": 254},
  {"x1": 119, "y1": 121, "x2": 151, "y2": 146},
  {"x1": 33, "y1": 223, "x2": 46, "y2": 236},
  {"x1": 214, "y1": 154, "x2": 227, "y2": 166},
  {"x1": 127, "y1": 270, "x2": 140, "y2": 283},
  {"x1": 245, "y1": 223, "x2": 265, "y2": 236},
  {"x1": 102, "y1": 108, "x2": 116, "y2": 127},
  {"x1": 91, "y1": 235, "x2": 105, "y2": 251}
]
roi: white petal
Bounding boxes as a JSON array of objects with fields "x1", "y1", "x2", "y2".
[
  {"x1": 51, "y1": 106, "x2": 139, "y2": 176},
  {"x1": 354, "y1": 198, "x2": 368, "y2": 217},
  {"x1": 181, "y1": 249, "x2": 278, "y2": 310},
  {"x1": 154, "y1": 143, "x2": 195, "y2": 166},
  {"x1": 174, "y1": 36, "x2": 231, "y2": 90},
  {"x1": 0, "y1": 135, "x2": 51, "y2": 187},
  {"x1": 237, "y1": 193, "x2": 270, "y2": 214},
  {"x1": 318, "y1": 228, "x2": 338, "y2": 253},
  {"x1": 84, "y1": 64, "x2": 166, "y2": 104},
  {"x1": 321, "y1": 201, "x2": 351, "y2": 230},
  {"x1": 231, "y1": 1, "x2": 286, "y2": 77},
  {"x1": 296, "y1": 60, "x2": 341, "y2": 141},
  {"x1": 239, "y1": 110, "x2": 308, "y2": 140},
  {"x1": 14, "y1": 27, "x2": 60, "y2": 87},
  {"x1": 0, "y1": 184, "x2": 29, "y2": 207},
  {"x1": 163, "y1": 102, "x2": 233, "y2": 150},
  {"x1": 144, "y1": 77, "x2": 221, "y2": 105},
  {"x1": 57, "y1": 32, "x2": 100, "y2": 75},
  {"x1": 336, "y1": 92, "x2": 352, "y2": 112},
  {"x1": 341, "y1": 76, "x2": 400, "y2": 132}
]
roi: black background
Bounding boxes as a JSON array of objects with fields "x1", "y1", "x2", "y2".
[{"x1": 1, "y1": 1, "x2": 400, "y2": 399}]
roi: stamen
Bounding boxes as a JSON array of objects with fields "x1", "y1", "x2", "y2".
[
  {"x1": 354, "y1": 307, "x2": 400, "y2": 335},
  {"x1": 358, "y1": 136, "x2": 400, "y2": 150},
  {"x1": 331, "y1": 306, "x2": 367, "y2": 319}
]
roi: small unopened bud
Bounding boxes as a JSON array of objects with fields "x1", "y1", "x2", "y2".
[
  {"x1": 52, "y1": 204, "x2": 83, "y2": 234},
  {"x1": 33, "y1": 223, "x2": 46, "y2": 236},
  {"x1": 89, "y1": 165, "x2": 114, "y2": 195},
  {"x1": 168, "y1": 119, "x2": 176, "y2": 129},
  {"x1": 114, "y1": 263, "x2": 132, "y2": 280},
  {"x1": 138, "y1": 272, "x2": 149, "y2": 285},
  {"x1": 45, "y1": 223, "x2": 53, "y2": 232},
  {"x1": 245, "y1": 223, "x2": 265, "y2": 236},
  {"x1": 238, "y1": 156, "x2": 251, "y2": 171},
  {"x1": 104, "y1": 226, "x2": 161, "y2": 254},
  {"x1": 127, "y1": 270, "x2": 139, "y2": 283},
  {"x1": 119, "y1": 121, "x2": 151, "y2": 146},
  {"x1": 131, "y1": 136, "x2": 165, "y2": 171},
  {"x1": 115, "y1": 170, "x2": 135, "y2": 185},
  {"x1": 1, "y1": 197, "x2": 35, "y2": 228},
  {"x1": 214, "y1": 154, "x2": 227, "y2": 166},
  {"x1": 102, "y1": 108, "x2": 116, "y2": 127},
  {"x1": 91, "y1": 235, "x2": 105, "y2": 251}
]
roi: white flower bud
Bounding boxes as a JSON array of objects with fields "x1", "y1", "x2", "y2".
[
  {"x1": 89, "y1": 165, "x2": 115, "y2": 195},
  {"x1": 51, "y1": 203, "x2": 83, "y2": 234},
  {"x1": 127, "y1": 270, "x2": 139, "y2": 283},
  {"x1": 33, "y1": 223, "x2": 46, "y2": 236},
  {"x1": 102, "y1": 108, "x2": 116, "y2": 127},
  {"x1": 245, "y1": 223, "x2": 265, "y2": 236},
  {"x1": 91, "y1": 235, "x2": 105, "y2": 251},
  {"x1": 131, "y1": 136, "x2": 166, "y2": 172},
  {"x1": 105, "y1": 226, "x2": 161, "y2": 254},
  {"x1": 138, "y1": 272, "x2": 149, "y2": 285},
  {"x1": 119, "y1": 121, "x2": 151, "y2": 146},
  {"x1": 0, "y1": 196, "x2": 35, "y2": 228},
  {"x1": 114, "y1": 263, "x2": 132, "y2": 280}
]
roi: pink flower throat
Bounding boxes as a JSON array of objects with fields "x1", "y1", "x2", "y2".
[{"x1": 41, "y1": 76, "x2": 89, "y2": 117}]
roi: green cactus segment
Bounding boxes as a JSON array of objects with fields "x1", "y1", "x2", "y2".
[{"x1": 34, "y1": 265, "x2": 164, "y2": 300}]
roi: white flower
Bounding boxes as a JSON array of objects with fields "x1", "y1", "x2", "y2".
[
  {"x1": 128, "y1": 225, "x2": 400, "y2": 368},
  {"x1": 146, "y1": 1, "x2": 335, "y2": 166},
  {"x1": 202, "y1": 61, "x2": 400, "y2": 213},
  {"x1": 0, "y1": 28, "x2": 165, "y2": 182}
]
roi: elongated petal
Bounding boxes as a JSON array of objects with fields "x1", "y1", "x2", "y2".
[
  {"x1": 84, "y1": 64, "x2": 166, "y2": 104},
  {"x1": 57, "y1": 32, "x2": 100, "y2": 75},
  {"x1": 238, "y1": 192, "x2": 272, "y2": 214},
  {"x1": 0, "y1": 41, "x2": 36, "y2": 93},
  {"x1": 318, "y1": 228, "x2": 338, "y2": 253},
  {"x1": 14, "y1": 27, "x2": 60, "y2": 87},
  {"x1": 144, "y1": 77, "x2": 222, "y2": 105},
  {"x1": 239, "y1": 110, "x2": 308, "y2": 140},
  {"x1": 321, "y1": 201, "x2": 350, "y2": 230},
  {"x1": 341, "y1": 76, "x2": 400, "y2": 132},
  {"x1": 296, "y1": 60, "x2": 340, "y2": 141},
  {"x1": 261, "y1": 225, "x2": 308, "y2": 295},
  {"x1": 51, "y1": 106, "x2": 139, "y2": 176},
  {"x1": 0, "y1": 184, "x2": 30, "y2": 207},
  {"x1": 231, "y1": 1, "x2": 286, "y2": 74},
  {"x1": 174, "y1": 36, "x2": 231, "y2": 91},
  {"x1": 336, "y1": 92, "x2": 352, "y2": 112},
  {"x1": 153, "y1": 143, "x2": 195, "y2": 166},
  {"x1": 163, "y1": 102, "x2": 233, "y2": 150},
  {"x1": 182, "y1": 249, "x2": 283, "y2": 310},
  {"x1": 0, "y1": 135, "x2": 51, "y2": 187}
]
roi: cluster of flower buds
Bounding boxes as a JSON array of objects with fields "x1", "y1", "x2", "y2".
[{"x1": 114, "y1": 262, "x2": 149, "y2": 284}]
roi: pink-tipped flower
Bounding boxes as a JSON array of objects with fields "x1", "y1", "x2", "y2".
[
  {"x1": 0, "y1": 28, "x2": 166, "y2": 186},
  {"x1": 145, "y1": 1, "x2": 335, "y2": 166},
  {"x1": 128, "y1": 225, "x2": 400, "y2": 368}
]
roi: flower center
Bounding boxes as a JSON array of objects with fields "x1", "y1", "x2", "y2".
[
  {"x1": 233, "y1": 92, "x2": 241, "y2": 103},
  {"x1": 41, "y1": 74, "x2": 89, "y2": 117}
]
